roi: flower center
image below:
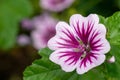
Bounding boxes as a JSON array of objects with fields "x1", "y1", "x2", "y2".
[{"x1": 73, "y1": 38, "x2": 91, "y2": 59}]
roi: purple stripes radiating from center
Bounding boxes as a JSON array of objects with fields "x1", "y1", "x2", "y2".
[
  {"x1": 59, "y1": 51, "x2": 82, "y2": 65},
  {"x1": 57, "y1": 21, "x2": 103, "y2": 68}
]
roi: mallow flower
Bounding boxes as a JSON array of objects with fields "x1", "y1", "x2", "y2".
[
  {"x1": 17, "y1": 34, "x2": 31, "y2": 46},
  {"x1": 40, "y1": 0, "x2": 74, "y2": 12},
  {"x1": 31, "y1": 14, "x2": 58, "y2": 50},
  {"x1": 21, "y1": 18, "x2": 33, "y2": 30},
  {"x1": 48, "y1": 14, "x2": 110, "y2": 74}
]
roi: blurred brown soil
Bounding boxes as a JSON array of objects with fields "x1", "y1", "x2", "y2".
[{"x1": 0, "y1": 46, "x2": 39, "y2": 80}]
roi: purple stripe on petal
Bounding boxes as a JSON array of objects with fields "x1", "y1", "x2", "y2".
[
  {"x1": 89, "y1": 31, "x2": 100, "y2": 43},
  {"x1": 91, "y1": 38, "x2": 101, "y2": 46},
  {"x1": 60, "y1": 37, "x2": 77, "y2": 45},
  {"x1": 87, "y1": 56, "x2": 92, "y2": 64},
  {"x1": 59, "y1": 52, "x2": 73, "y2": 58},
  {"x1": 57, "y1": 27, "x2": 80, "y2": 48},
  {"x1": 86, "y1": 21, "x2": 94, "y2": 42},
  {"x1": 65, "y1": 56, "x2": 77, "y2": 65},
  {"x1": 92, "y1": 44, "x2": 103, "y2": 49},
  {"x1": 76, "y1": 23, "x2": 85, "y2": 44},
  {"x1": 80, "y1": 53, "x2": 98, "y2": 68},
  {"x1": 57, "y1": 42, "x2": 77, "y2": 48},
  {"x1": 59, "y1": 51, "x2": 82, "y2": 65},
  {"x1": 62, "y1": 28, "x2": 78, "y2": 43},
  {"x1": 80, "y1": 22, "x2": 88, "y2": 45},
  {"x1": 73, "y1": 21, "x2": 95, "y2": 46},
  {"x1": 72, "y1": 21, "x2": 83, "y2": 42},
  {"x1": 80, "y1": 58, "x2": 87, "y2": 67},
  {"x1": 90, "y1": 53, "x2": 98, "y2": 60}
]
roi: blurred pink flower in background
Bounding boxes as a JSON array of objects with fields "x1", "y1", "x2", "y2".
[
  {"x1": 40, "y1": 0, "x2": 75, "y2": 12},
  {"x1": 21, "y1": 18, "x2": 33, "y2": 30},
  {"x1": 17, "y1": 34, "x2": 31, "y2": 46},
  {"x1": 31, "y1": 14, "x2": 58, "y2": 50}
]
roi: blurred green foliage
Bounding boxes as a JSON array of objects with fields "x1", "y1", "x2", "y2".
[
  {"x1": 0, "y1": 0, "x2": 33, "y2": 50},
  {"x1": 99, "y1": 12, "x2": 120, "y2": 45}
]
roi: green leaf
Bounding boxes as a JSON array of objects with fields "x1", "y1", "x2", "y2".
[
  {"x1": 80, "y1": 68, "x2": 105, "y2": 80},
  {"x1": 99, "y1": 12, "x2": 120, "y2": 79},
  {"x1": 0, "y1": 0, "x2": 33, "y2": 50},
  {"x1": 107, "y1": 45, "x2": 120, "y2": 79},
  {"x1": 38, "y1": 48, "x2": 52, "y2": 58},
  {"x1": 99, "y1": 12, "x2": 120, "y2": 61},
  {"x1": 99, "y1": 15, "x2": 105, "y2": 24},
  {"x1": 105, "y1": 62, "x2": 120, "y2": 79},
  {"x1": 103, "y1": 45, "x2": 120, "y2": 79},
  {"x1": 99, "y1": 12, "x2": 120, "y2": 45}
]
